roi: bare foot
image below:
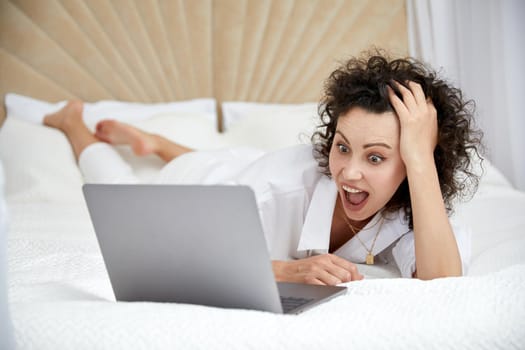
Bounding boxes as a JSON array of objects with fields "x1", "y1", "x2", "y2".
[
  {"x1": 95, "y1": 120, "x2": 157, "y2": 156},
  {"x1": 43, "y1": 100, "x2": 84, "y2": 132},
  {"x1": 43, "y1": 100, "x2": 100, "y2": 159}
]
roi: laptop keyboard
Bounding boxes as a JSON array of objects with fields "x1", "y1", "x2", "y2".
[{"x1": 280, "y1": 296, "x2": 314, "y2": 313}]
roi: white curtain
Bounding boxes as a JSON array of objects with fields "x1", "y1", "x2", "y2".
[{"x1": 406, "y1": 0, "x2": 525, "y2": 191}]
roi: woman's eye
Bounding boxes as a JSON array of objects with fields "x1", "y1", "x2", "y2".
[
  {"x1": 368, "y1": 154, "x2": 384, "y2": 164},
  {"x1": 337, "y1": 143, "x2": 349, "y2": 153}
]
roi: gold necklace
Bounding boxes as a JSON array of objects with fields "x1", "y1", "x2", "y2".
[
  {"x1": 343, "y1": 211, "x2": 383, "y2": 232},
  {"x1": 342, "y1": 214, "x2": 385, "y2": 265}
]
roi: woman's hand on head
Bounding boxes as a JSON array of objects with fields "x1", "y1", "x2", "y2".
[
  {"x1": 387, "y1": 81, "x2": 438, "y2": 168},
  {"x1": 272, "y1": 254, "x2": 363, "y2": 286}
]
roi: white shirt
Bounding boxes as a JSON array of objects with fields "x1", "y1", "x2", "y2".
[
  {"x1": 169, "y1": 144, "x2": 471, "y2": 278},
  {"x1": 80, "y1": 143, "x2": 471, "y2": 277}
]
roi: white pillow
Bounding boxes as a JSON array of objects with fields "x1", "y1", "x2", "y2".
[
  {"x1": 221, "y1": 101, "x2": 320, "y2": 150},
  {"x1": 0, "y1": 117, "x2": 86, "y2": 203},
  {"x1": 0, "y1": 94, "x2": 222, "y2": 203},
  {"x1": 5, "y1": 93, "x2": 217, "y2": 125}
]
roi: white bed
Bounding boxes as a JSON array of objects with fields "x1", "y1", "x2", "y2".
[
  {"x1": 1, "y1": 94, "x2": 525, "y2": 349},
  {"x1": 1, "y1": 1, "x2": 525, "y2": 348}
]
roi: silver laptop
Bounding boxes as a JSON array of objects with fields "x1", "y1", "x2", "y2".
[{"x1": 82, "y1": 184, "x2": 346, "y2": 314}]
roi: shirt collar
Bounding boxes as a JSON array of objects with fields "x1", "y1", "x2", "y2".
[
  {"x1": 296, "y1": 176, "x2": 337, "y2": 251},
  {"x1": 296, "y1": 177, "x2": 410, "y2": 256}
]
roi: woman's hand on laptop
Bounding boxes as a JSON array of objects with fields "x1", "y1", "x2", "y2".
[{"x1": 272, "y1": 254, "x2": 363, "y2": 286}]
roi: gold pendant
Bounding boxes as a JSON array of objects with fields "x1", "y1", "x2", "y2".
[{"x1": 366, "y1": 253, "x2": 374, "y2": 265}]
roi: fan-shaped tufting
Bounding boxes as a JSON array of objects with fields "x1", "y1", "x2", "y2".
[{"x1": 0, "y1": 0, "x2": 408, "y2": 125}]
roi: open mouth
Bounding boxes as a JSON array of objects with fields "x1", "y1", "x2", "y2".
[{"x1": 342, "y1": 185, "x2": 369, "y2": 206}]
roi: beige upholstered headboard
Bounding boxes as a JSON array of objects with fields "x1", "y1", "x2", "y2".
[{"x1": 0, "y1": 0, "x2": 408, "y2": 129}]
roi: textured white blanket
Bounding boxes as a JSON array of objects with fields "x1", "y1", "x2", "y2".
[{"x1": 7, "y1": 202, "x2": 525, "y2": 350}]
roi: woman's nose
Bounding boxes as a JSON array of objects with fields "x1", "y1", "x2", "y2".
[{"x1": 342, "y1": 162, "x2": 363, "y2": 180}]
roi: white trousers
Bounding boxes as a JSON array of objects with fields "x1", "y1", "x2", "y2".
[{"x1": 78, "y1": 142, "x2": 265, "y2": 185}]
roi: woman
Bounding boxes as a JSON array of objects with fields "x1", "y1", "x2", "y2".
[{"x1": 44, "y1": 52, "x2": 483, "y2": 285}]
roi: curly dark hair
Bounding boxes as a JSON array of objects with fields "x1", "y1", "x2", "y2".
[{"x1": 311, "y1": 51, "x2": 483, "y2": 228}]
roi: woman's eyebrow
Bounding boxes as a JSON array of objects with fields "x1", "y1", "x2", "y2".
[
  {"x1": 363, "y1": 142, "x2": 392, "y2": 149},
  {"x1": 336, "y1": 131, "x2": 392, "y2": 149},
  {"x1": 335, "y1": 130, "x2": 350, "y2": 144}
]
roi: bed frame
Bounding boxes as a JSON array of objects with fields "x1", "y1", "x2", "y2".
[{"x1": 0, "y1": 0, "x2": 408, "y2": 129}]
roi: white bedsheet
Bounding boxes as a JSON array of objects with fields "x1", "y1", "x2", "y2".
[
  {"x1": 11, "y1": 266, "x2": 525, "y2": 350},
  {"x1": 7, "y1": 199, "x2": 525, "y2": 349}
]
